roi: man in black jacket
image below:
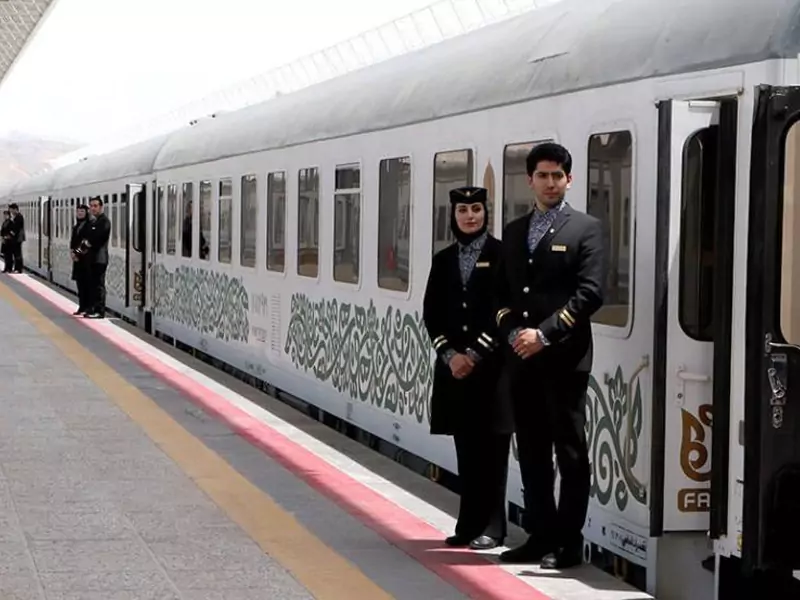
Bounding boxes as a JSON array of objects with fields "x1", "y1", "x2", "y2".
[
  {"x1": 8, "y1": 203, "x2": 24, "y2": 273},
  {"x1": 494, "y1": 142, "x2": 606, "y2": 569},
  {"x1": 83, "y1": 196, "x2": 111, "y2": 318}
]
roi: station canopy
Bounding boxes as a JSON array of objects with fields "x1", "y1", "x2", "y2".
[{"x1": 0, "y1": 0, "x2": 56, "y2": 88}]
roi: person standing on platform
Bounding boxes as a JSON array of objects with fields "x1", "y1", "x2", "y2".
[
  {"x1": 494, "y1": 142, "x2": 606, "y2": 569},
  {"x1": 83, "y1": 196, "x2": 111, "y2": 319},
  {"x1": 70, "y1": 204, "x2": 93, "y2": 315},
  {"x1": 7, "y1": 203, "x2": 24, "y2": 273},
  {"x1": 1, "y1": 210, "x2": 14, "y2": 272},
  {"x1": 423, "y1": 186, "x2": 513, "y2": 551}
]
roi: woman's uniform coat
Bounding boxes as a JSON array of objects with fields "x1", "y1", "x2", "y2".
[{"x1": 423, "y1": 236, "x2": 513, "y2": 436}]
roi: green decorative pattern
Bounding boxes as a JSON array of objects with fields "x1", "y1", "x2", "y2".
[
  {"x1": 586, "y1": 363, "x2": 648, "y2": 511},
  {"x1": 284, "y1": 293, "x2": 433, "y2": 423},
  {"x1": 105, "y1": 251, "x2": 126, "y2": 301},
  {"x1": 153, "y1": 263, "x2": 250, "y2": 342},
  {"x1": 51, "y1": 241, "x2": 72, "y2": 280}
]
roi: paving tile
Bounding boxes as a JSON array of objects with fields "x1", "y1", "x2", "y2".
[
  {"x1": 39, "y1": 569, "x2": 178, "y2": 597},
  {"x1": 0, "y1": 576, "x2": 44, "y2": 600},
  {"x1": 125, "y1": 505, "x2": 240, "y2": 541},
  {"x1": 166, "y1": 565, "x2": 311, "y2": 591},
  {"x1": 182, "y1": 587, "x2": 313, "y2": 600},
  {"x1": 29, "y1": 539, "x2": 155, "y2": 573},
  {"x1": 149, "y1": 533, "x2": 269, "y2": 572},
  {"x1": 17, "y1": 505, "x2": 134, "y2": 541}
]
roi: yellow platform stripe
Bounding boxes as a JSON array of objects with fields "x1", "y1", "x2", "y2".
[{"x1": 0, "y1": 280, "x2": 394, "y2": 600}]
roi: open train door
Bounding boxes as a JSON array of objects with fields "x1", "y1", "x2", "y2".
[
  {"x1": 742, "y1": 84, "x2": 800, "y2": 575},
  {"x1": 125, "y1": 183, "x2": 147, "y2": 320}
]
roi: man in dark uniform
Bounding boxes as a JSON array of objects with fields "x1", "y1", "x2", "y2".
[
  {"x1": 423, "y1": 186, "x2": 513, "y2": 550},
  {"x1": 8, "y1": 203, "x2": 24, "y2": 273},
  {"x1": 83, "y1": 196, "x2": 111, "y2": 318},
  {"x1": 494, "y1": 142, "x2": 606, "y2": 569}
]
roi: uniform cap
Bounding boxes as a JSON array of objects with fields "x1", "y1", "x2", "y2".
[{"x1": 449, "y1": 186, "x2": 487, "y2": 204}]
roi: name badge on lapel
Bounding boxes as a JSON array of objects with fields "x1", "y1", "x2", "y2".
[
  {"x1": 551, "y1": 244, "x2": 567, "y2": 252},
  {"x1": 475, "y1": 261, "x2": 490, "y2": 268}
]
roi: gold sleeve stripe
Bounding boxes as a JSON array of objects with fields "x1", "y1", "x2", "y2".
[
  {"x1": 433, "y1": 338, "x2": 449, "y2": 350},
  {"x1": 559, "y1": 309, "x2": 576, "y2": 327},
  {"x1": 480, "y1": 332, "x2": 494, "y2": 344},
  {"x1": 432, "y1": 335, "x2": 446, "y2": 345},
  {"x1": 496, "y1": 308, "x2": 511, "y2": 326},
  {"x1": 478, "y1": 337, "x2": 492, "y2": 350}
]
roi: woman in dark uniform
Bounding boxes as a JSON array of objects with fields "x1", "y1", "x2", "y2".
[
  {"x1": 423, "y1": 186, "x2": 512, "y2": 550},
  {"x1": 69, "y1": 204, "x2": 92, "y2": 315}
]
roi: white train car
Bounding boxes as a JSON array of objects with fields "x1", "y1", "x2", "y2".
[{"x1": 6, "y1": 0, "x2": 800, "y2": 597}]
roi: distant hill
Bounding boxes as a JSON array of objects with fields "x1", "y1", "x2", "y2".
[{"x1": 0, "y1": 131, "x2": 83, "y2": 190}]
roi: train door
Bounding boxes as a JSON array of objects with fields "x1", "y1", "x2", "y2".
[
  {"x1": 125, "y1": 183, "x2": 146, "y2": 312},
  {"x1": 656, "y1": 98, "x2": 738, "y2": 536},
  {"x1": 742, "y1": 85, "x2": 800, "y2": 574}
]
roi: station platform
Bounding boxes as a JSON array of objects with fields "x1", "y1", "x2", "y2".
[{"x1": 0, "y1": 269, "x2": 652, "y2": 600}]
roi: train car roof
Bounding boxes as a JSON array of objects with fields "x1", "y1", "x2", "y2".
[
  {"x1": 49, "y1": 134, "x2": 170, "y2": 191},
  {"x1": 151, "y1": 0, "x2": 800, "y2": 170},
  {"x1": 10, "y1": 0, "x2": 800, "y2": 192},
  {"x1": 9, "y1": 169, "x2": 56, "y2": 197}
]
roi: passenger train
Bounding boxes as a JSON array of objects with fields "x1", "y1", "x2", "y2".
[{"x1": 5, "y1": 0, "x2": 800, "y2": 597}]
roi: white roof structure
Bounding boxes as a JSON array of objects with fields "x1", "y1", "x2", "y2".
[
  {"x1": 9, "y1": 0, "x2": 800, "y2": 193},
  {"x1": 0, "y1": 0, "x2": 58, "y2": 88}
]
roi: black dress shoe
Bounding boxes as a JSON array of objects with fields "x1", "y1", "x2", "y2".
[
  {"x1": 469, "y1": 535, "x2": 502, "y2": 550},
  {"x1": 499, "y1": 540, "x2": 551, "y2": 563},
  {"x1": 445, "y1": 534, "x2": 474, "y2": 547},
  {"x1": 541, "y1": 547, "x2": 583, "y2": 569}
]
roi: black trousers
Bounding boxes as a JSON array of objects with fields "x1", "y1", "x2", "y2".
[
  {"x1": 453, "y1": 432, "x2": 510, "y2": 541},
  {"x1": 87, "y1": 262, "x2": 107, "y2": 314},
  {"x1": 1, "y1": 243, "x2": 11, "y2": 271},
  {"x1": 74, "y1": 271, "x2": 91, "y2": 311},
  {"x1": 513, "y1": 371, "x2": 590, "y2": 550},
  {"x1": 6, "y1": 242, "x2": 21, "y2": 272}
]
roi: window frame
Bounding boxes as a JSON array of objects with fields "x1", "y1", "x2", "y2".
[
  {"x1": 332, "y1": 161, "x2": 363, "y2": 289},
  {"x1": 431, "y1": 148, "x2": 475, "y2": 257},
  {"x1": 217, "y1": 177, "x2": 233, "y2": 265},
  {"x1": 584, "y1": 121, "x2": 637, "y2": 340},
  {"x1": 265, "y1": 169, "x2": 288, "y2": 277},
  {"x1": 239, "y1": 173, "x2": 258, "y2": 269},
  {"x1": 296, "y1": 165, "x2": 321, "y2": 281},
  {"x1": 501, "y1": 138, "x2": 556, "y2": 229},
  {"x1": 376, "y1": 152, "x2": 414, "y2": 299}
]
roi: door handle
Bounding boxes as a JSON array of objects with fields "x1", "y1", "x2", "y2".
[
  {"x1": 675, "y1": 364, "x2": 711, "y2": 406},
  {"x1": 767, "y1": 351, "x2": 789, "y2": 429},
  {"x1": 765, "y1": 332, "x2": 800, "y2": 353}
]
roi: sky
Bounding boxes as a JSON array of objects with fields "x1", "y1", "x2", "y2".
[{"x1": 0, "y1": 0, "x2": 441, "y2": 145}]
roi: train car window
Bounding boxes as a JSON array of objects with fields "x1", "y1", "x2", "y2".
[
  {"x1": 433, "y1": 150, "x2": 473, "y2": 256},
  {"x1": 111, "y1": 194, "x2": 119, "y2": 248},
  {"x1": 119, "y1": 192, "x2": 127, "y2": 246},
  {"x1": 156, "y1": 185, "x2": 164, "y2": 254},
  {"x1": 378, "y1": 156, "x2": 411, "y2": 292},
  {"x1": 181, "y1": 183, "x2": 193, "y2": 258},
  {"x1": 104, "y1": 194, "x2": 113, "y2": 248},
  {"x1": 240, "y1": 174, "x2": 257, "y2": 268},
  {"x1": 297, "y1": 167, "x2": 319, "y2": 278},
  {"x1": 266, "y1": 171, "x2": 286, "y2": 273},
  {"x1": 781, "y1": 121, "x2": 800, "y2": 345},
  {"x1": 333, "y1": 164, "x2": 361, "y2": 284},
  {"x1": 587, "y1": 130, "x2": 633, "y2": 328},
  {"x1": 503, "y1": 140, "x2": 552, "y2": 228},
  {"x1": 218, "y1": 179, "x2": 233, "y2": 264},
  {"x1": 679, "y1": 128, "x2": 717, "y2": 341},
  {"x1": 199, "y1": 181, "x2": 212, "y2": 261},
  {"x1": 166, "y1": 184, "x2": 178, "y2": 256}
]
